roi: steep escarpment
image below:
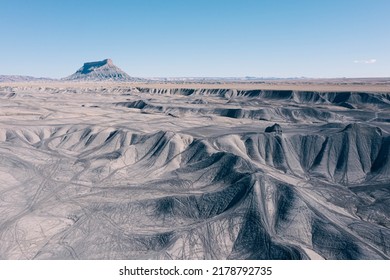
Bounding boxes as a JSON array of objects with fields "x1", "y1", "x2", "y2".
[
  {"x1": 135, "y1": 88, "x2": 390, "y2": 108},
  {"x1": 240, "y1": 123, "x2": 386, "y2": 184},
  {"x1": 114, "y1": 88, "x2": 390, "y2": 124}
]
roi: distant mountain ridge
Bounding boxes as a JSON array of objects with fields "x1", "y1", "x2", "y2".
[
  {"x1": 0, "y1": 75, "x2": 53, "y2": 82},
  {"x1": 63, "y1": 59, "x2": 141, "y2": 81}
]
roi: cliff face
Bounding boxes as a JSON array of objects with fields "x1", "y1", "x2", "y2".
[
  {"x1": 63, "y1": 59, "x2": 140, "y2": 81},
  {"x1": 78, "y1": 59, "x2": 113, "y2": 74}
]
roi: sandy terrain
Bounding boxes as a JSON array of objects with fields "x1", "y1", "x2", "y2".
[{"x1": 0, "y1": 82, "x2": 389, "y2": 259}]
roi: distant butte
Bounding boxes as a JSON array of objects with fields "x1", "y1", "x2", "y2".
[{"x1": 63, "y1": 59, "x2": 141, "y2": 82}]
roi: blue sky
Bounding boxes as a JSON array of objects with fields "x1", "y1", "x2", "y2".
[{"x1": 0, "y1": 0, "x2": 389, "y2": 78}]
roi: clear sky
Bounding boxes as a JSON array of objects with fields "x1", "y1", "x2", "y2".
[{"x1": 1, "y1": 0, "x2": 389, "y2": 78}]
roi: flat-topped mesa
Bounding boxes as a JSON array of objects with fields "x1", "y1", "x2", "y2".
[
  {"x1": 85, "y1": 58, "x2": 112, "y2": 66},
  {"x1": 81, "y1": 59, "x2": 113, "y2": 73},
  {"x1": 63, "y1": 59, "x2": 142, "y2": 82}
]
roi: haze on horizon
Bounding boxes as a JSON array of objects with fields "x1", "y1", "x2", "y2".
[{"x1": 1, "y1": 0, "x2": 389, "y2": 79}]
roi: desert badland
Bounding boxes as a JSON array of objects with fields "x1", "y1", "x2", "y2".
[{"x1": 0, "y1": 59, "x2": 389, "y2": 260}]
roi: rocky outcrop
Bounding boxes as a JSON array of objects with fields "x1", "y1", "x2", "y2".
[{"x1": 265, "y1": 123, "x2": 282, "y2": 134}]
